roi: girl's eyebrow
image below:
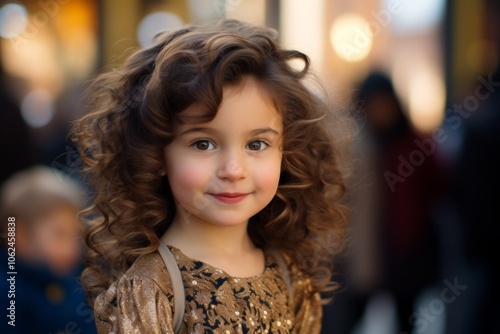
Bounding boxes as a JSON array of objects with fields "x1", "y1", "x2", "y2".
[
  {"x1": 179, "y1": 127, "x2": 280, "y2": 136},
  {"x1": 249, "y1": 127, "x2": 280, "y2": 136},
  {"x1": 179, "y1": 127, "x2": 217, "y2": 136}
]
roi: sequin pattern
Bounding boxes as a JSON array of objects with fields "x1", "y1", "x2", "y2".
[{"x1": 94, "y1": 246, "x2": 322, "y2": 333}]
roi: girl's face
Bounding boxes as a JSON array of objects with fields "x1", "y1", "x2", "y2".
[{"x1": 163, "y1": 77, "x2": 283, "y2": 228}]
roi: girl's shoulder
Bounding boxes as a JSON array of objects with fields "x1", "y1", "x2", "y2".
[
  {"x1": 93, "y1": 252, "x2": 175, "y2": 333},
  {"x1": 121, "y1": 251, "x2": 173, "y2": 292},
  {"x1": 97, "y1": 251, "x2": 174, "y2": 303}
]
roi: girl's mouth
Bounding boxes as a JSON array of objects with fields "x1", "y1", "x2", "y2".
[{"x1": 208, "y1": 193, "x2": 249, "y2": 204}]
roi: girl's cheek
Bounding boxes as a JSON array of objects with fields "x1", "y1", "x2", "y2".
[
  {"x1": 253, "y1": 158, "x2": 281, "y2": 191},
  {"x1": 173, "y1": 164, "x2": 209, "y2": 190},
  {"x1": 169, "y1": 163, "x2": 213, "y2": 213}
]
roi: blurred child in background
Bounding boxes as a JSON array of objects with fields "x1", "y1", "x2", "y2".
[{"x1": 0, "y1": 165, "x2": 96, "y2": 333}]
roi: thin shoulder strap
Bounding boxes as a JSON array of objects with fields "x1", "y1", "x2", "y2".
[
  {"x1": 157, "y1": 241, "x2": 185, "y2": 334},
  {"x1": 269, "y1": 248, "x2": 294, "y2": 305}
]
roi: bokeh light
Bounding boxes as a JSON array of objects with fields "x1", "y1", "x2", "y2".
[
  {"x1": 0, "y1": 3, "x2": 28, "y2": 39},
  {"x1": 20, "y1": 89, "x2": 55, "y2": 128},
  {"x1": 330, "y1": 13, "x2": 373, "y2": 63},
  {"x1": 137, "y1": 11, "x2": 184, "y2": 48},
  {"x1": 408, "y1": 67, "x2": 446, "y2": 133},
  {"x1": 384, "y1": 0, "x2": 445, "y2": 34}
]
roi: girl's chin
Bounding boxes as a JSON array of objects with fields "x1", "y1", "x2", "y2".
[
  {"x1": 191, "y1": 214, "x2": 250, "y2": 228},
  {"x1": 206, "y1": 218, "x2": 249, "y2": 227}
]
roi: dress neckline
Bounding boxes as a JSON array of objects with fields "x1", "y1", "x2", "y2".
[{"x1": 165, "y1": 244, "x2": 274, "y2": 280}]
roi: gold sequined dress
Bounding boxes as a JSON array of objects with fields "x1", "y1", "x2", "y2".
[{"x1": 94, "y1": 246, "x2": 322, "y2": 333}]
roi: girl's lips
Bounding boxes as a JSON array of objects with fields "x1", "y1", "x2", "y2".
[{"x1": 208, "y1": 193, "x2": 249, "y2": 204}]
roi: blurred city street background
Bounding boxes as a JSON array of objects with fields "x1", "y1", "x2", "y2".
[{"x1": 0, "y1": 0, "x2": 498, "y2": 333}]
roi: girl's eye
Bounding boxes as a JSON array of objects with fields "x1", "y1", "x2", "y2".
[
  {"x1": 246, "y1": 140, "x2": 268, "y2": 151},
  {"x1": 192, "y1": 140, "x2": 215, "y2": 151}
]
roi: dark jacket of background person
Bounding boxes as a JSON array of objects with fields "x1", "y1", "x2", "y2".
[{"x1": 0, "y1": 255, "x2": 96, "y2": 334}]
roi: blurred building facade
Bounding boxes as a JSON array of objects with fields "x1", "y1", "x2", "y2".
[{"x1": 0, "y1": 0, "x2": 490, "y2": 169}]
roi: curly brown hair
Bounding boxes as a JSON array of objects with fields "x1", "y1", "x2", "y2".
[{"x1": 71, "y1": 19, "x2": 350, "y2": 305}]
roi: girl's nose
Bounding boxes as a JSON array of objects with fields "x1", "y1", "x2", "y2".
[{"x1": 216, "y1": 151, "x2": 247, "y2": 181}]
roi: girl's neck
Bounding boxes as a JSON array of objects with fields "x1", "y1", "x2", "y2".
[
  {"x1": 162, "y1": 210, "x2": 257, "y2": 258},
  {"x1": 161, "y1": 211, "x2": 265, "y2": 277}
]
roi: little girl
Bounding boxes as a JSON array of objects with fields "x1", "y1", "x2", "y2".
[{"x1": 72, "y1": 19, "x2": 349, "y2": 333}]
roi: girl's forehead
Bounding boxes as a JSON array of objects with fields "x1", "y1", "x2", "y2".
[
  {"x1": 223, "y1": 76, "x2": 272, "y2": 99},
  {"x1": 176, "y1": 78, "x2": 282, "y2": 134}
]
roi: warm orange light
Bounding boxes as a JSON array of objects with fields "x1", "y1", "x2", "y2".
[{"x1": 408, "y1": 67, "x2": 446, "y2": 132}]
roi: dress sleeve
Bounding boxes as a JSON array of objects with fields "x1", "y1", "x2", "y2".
[
  {"x1": 292, "y1": 278, "x2": 323, "y2": 334},
  {"x1": 94, "y1": 275, "x2": 175, "y2": 334}
]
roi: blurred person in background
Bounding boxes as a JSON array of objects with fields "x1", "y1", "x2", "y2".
[
  {"x1": 323, "y1": 72, "x2": 444, "y2": 334},
  {"x1": 0, "y1": 165, "x2": 96, "y2": 333},
  {"x1": 449, "y1": 0, "x2": 500, "y2": 332},
  {"x1": 0, "y1": 65, "x2": 37, "y2": 185}
]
